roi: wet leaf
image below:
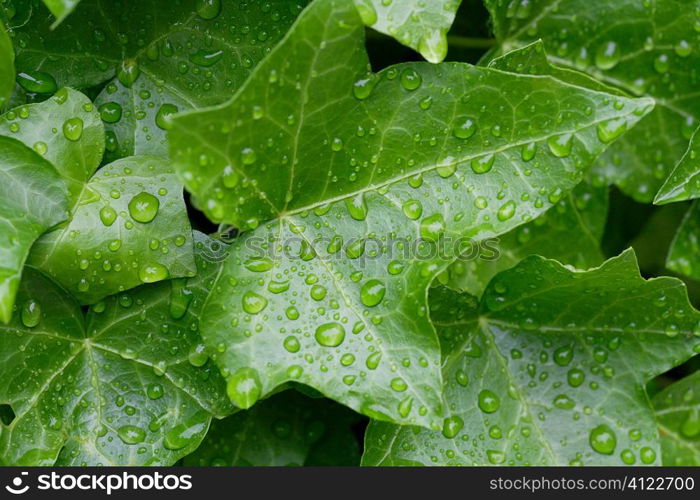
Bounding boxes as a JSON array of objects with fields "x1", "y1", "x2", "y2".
[{"x1": 653, "y1": 371, "x2": 700, "y2": 466}]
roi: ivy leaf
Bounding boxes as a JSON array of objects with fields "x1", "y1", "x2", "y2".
[
  {"x1": 41, "y1": 0, "x2": 82, "y2": 28},
  {"x1": 666, "y1": 201, "x2": 700, "y2": 281},
  {"x1": 362, "y1": 250, "x2": 700, "y2": 466},
  {"x1": 653, "y1": 371, "x2": 700, "y2": 466},
  {"x1": 0, "y1": 233, "x2": 232, "y2": 466},
  {"x1": 0, "y1": 88, "x2": 196, "y2": 303},
  {"x1": 171, "y1": 0, "x2": 653, "y2": 428},
  {"x1": 484, "y1": 0, "x2": 700, "y2": 203},
  {"x1": 0, "y1": 136, "x2": 69, "y2": 323},
  {"x1": 183, "y1": 389, "x2": 361, "y2": 466},
  {"x1": 0, "y1": 19, "x2": 13, "y2": 109},
  {"x1": 655, "y1": 127, "x2": 700, "y2": 205},
  {"x1": 9, "y1": 0, "x2": 308, "y2": 159},
  {"x1": 354, "y1": 0, "x2": 462, "y2": 63},
  {"x1": 444, "y1": 182, "x2": 608, "y2": 296},
  {"x1": 0, "y1": 87, "x2": 104, "y2": 203}
]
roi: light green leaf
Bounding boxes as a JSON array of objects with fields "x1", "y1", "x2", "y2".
[
  {"x1": 183, "y1": 389, "x2": 361, "y2": 466},
  {"x1": 666, "y1": 200, "x2": 700, "y2": 281},
  {"x1": 362, "y1": 250, "x2": 700, "y2": 465},
  {"x1": 9, "y1": 0, "x2": 308, "y2": 159},
  {"x1": 0, "y1": 233, "x2": 232, "y2": 466},
  {"x1": 444, "y1": 181, "x2": 608, "y2": 296},
  {"x1": 0, "y1": 87, "x2": 104, "y2": 203},
  {"x1": 354, "y1": 0, "x2": 462, "y2": 63},
  {"x1": 42, "y1": 0, "x2": 82, "y2": 28},
  {"x1": 653, "y1": 371, "x2": 700, "y2": 466},
  {"x1": 655, "y1": 126, "x2": 700, "y2": 204},
  {"x1": 0, "y1": 88, "x2": 196, "y2": 303},
  {"x1": 484, "y1": 0, "x2": 700, "y2": 203},
  {"x1": 171, "y1": 0, "x2": 653, "y2": 428},
  {"x1": 0, "y1": 136, "x2": 69, "y2": 323},
  {"x1": 0, "y1": 19, "x2": 13, "y2": 109}
]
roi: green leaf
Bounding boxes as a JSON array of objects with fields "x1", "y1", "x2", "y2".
[
  {"x1": 0, "y1": 88, "x2": 196, "y2": 303},
  {"x1": 42, "y1": 0, "x2": 82, "y2": 28},
  {"x1": 653, "y1": 371, "x2": 700, "y2": 466},
  {"x1": 354, "y1": 0, "x2": 462, "y2": 63},
  {"x1": 183, "y1": 389, "x2": 361, "y2": 466},
  {"x1": 9, "y1": 0, "x2": 308, "y2": 159},
  {"x1": 0, "y1": 136, "x2": 69, "y2": 323},
  {"x1": 28, "y1": 154, "x2": 197, "y2": 304},
  {"x1": 171, "y1": 0, "x2": 653, "y2": 428},
  {"x1": 655, "y1": 126, "x2": 700, "y2": 204},
  {"x1": 0, "y1": 233, "x2": 232, "y2": 466},
  {"x1": 362, "y1": 250, "x2": 700, "y2": 465},
  {"x1": 0, "y1": 19, "x2": 13, "y2": 109},
  {"x1": 484, "y1": 0, "x2": 700, "y2": 203},
  {"x1": 444, "y1": 181, "x2": 608, "y2": 296},
  {"x1": 0, "y1": 87, "x2": 104, "y2": 203},
  {"x1": 666, "y1": 201, "x2": 700, "y2": 281}
]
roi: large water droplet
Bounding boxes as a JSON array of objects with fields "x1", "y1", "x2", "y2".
[
  {"x1": 226, "y1": 368, "x2": 262, "y2": 409},
  {"x1": 20, "y1": 300, "x2": 41, "y2": 328},
  {"x1": 156, "y1": 103, "x2": 179, "y2": 130},
  {"x1": 442, "y1": 415, "x2": 464, "y2": 438},
  {"x1": 360, "y1": 279, "x2": 386, "y2": 307},
  {"x1": 420, "y1": 214, "x2": 446, "y2": 242},
  {"x1": 595, "y1": 41, "x2": 621, "y2": 70},
  {"x1": 16, "y1": 71, "x2": 57, "y2": 94},
  {"x1": 478, "y1": 389, "x2": 500, "y2": 413},
  {"x1": 196, "y1": 0, "x2": 221, "y2": 19},
  {"x1": 128, "y1": 192, "x2": 160, "y2": 223},
  {"x1": 117, "y1": 425, "x2": 146, "y2": 445},
  {"x1": 62, "y1": 117, "x2": 84, "y2": 142},
  {"x1": 315, "y1": 322, "x2": 346, "y2": 347},
  {"x1": 589, "y1": 424, "x2": 616, "y2": 455},
  {"x1": 242, "y1": 291, "x2": 268, "y2": 314}
]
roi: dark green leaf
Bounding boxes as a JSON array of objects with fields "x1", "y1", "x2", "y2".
[
  {"x1": 363, "y1": 251, "x2": 700, "y2": 465},
  {"x1": 0, "y1": 136, "x2": 69, "y2": 323},
  {"x1": 171, "y1": 0, "x2": 653, "y2": 428},
  {"x1": 484, "y1": 0, "x2": 700, "y2": 203},
  {"x1": 0, "y1": 233, "x2": 232, "y2": 466},
  {"x1": 183, "y1": 390, "x2": 361, "y2": 466},
  {"x1": 653, "y1": 371, "x2": 700, "y2": 466}
]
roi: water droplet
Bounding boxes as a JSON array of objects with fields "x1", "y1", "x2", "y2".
[
  {"x1": 390, "y1": 377, "x2": 407, "y2": 392},
  {"x1": 196, "y1": 0, "x2": 221, "y2": 19},
  {"x1": 189, "y1": 49, "x2": 224, "y2": 67},
  {"x1": 521, "y1": 142, "x2": 537, "y2": 161},
  {"x1": 227, "y1": 367, "x2": 262, "y2": 409},
  {"x1": 366, "y1": 352, "x2": 381, "y2": 370},
  {"x1": 420, "y1": 214, "x2": 446, "y2": 242},
  {"x1": 597, "y1": 118, "x2": 627, "y2": 143},
  {"x1": 478, "y1": 389, "x2": 500, "y2": 413},
  {"x1": 117, "y1": 59, "x2": 140, "y2": 88},
  {"x1": 16, "y1": 71, "x2": 57, "y2": 94},
  {"x1": 99, "y1": 102, "x2": 123, "y2": 123},
  {"x1": 589, "y1": 424, "x2": 616, "y2": 455},
  {"x1": 20, "y1": 300, "x2": 41, "y2": 328},
  {"x1": 400, "y1": 69, "x2": 422, "y2": 90},
  {"x1": 595, "y1": 41, "x2": 621, "y2": 70},
  {"x1": 402, "y1": 199, "x2": 423, "y2": 220},
  {"x1": 241, "y1": 147, "x2": 257, "y2": 165},
  {"x1": 62, "y1": 117, "x2": 84, "y2": 142},
  {"x1": 188, "y1": 343, "x2": 209, "y2": 367},
  {"x1": 360, "y1": 279, "x2": 386, "y2": 307},
  {"x1": 128, "y1": 192, "x2": 160, "y2": 223},
  {"x1": 547, "y1": 133, "x2": 573, "y2": 158},
  {"x1": 345, "y1": 193, "x2": 368, "y2": 221},
  {"x1": 164, "y1": 420, "x2": 207, "y2": 450},
  {"x1": 283, "y1": 335, "x2": 301, "y2": 353},
  {"x1": 453, "y1": 118, "x2": 476, "y2": 139},
  {"x1": 353, "y1": 75, "x2": 378, "y2": 100},
  {"x1": 244, "y1": 257, "x2": 273, "y2": 272},
  {"x1": 156, "y1": 103, "x2": 179, "y2": 130},
  {"x1": 99, "y1": 205, "x2": 117, "y2": 226},
  {"x1": 242, "y1": 291, "x2": 268, "y2": 314},
  {"x1": 442, "y1": 415, "x2": 464, "y2": 438},
  {"x1": 118, "y1": 425, "x2": 146, "y2": 445},
  {"x1": 315, "y1": 322, "x2": 345, "y2": 347},
  {"x1": 139, "y1": 263, "x2": 169, "y2": 283},
  {"x1": 497, "y1": 200, "x2": 516, "y2": 221},
  {"x1": 147, "y1": 383, "x2": 164, "y2": 400},
  {"x1": 471, "y1": 154, "x2": 495, "y2": 174}
]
